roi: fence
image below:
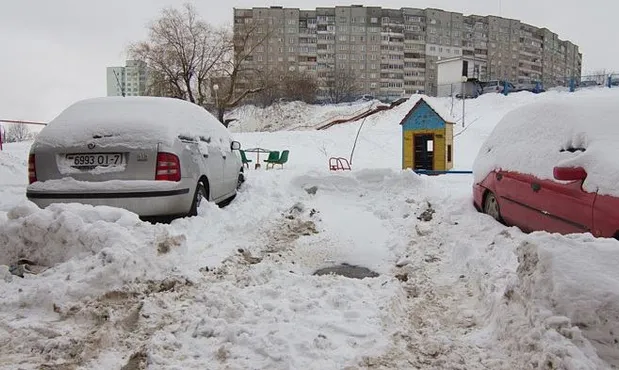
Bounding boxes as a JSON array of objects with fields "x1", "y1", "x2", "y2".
[
  {"x1": 434, "y1": 73, "x2": 618, "y2": 99},
  {"x1": 551, "y1": 73, "x2": 619, "y2": 92},
  {"x1": 0, "y1": 120, "x2": 46, "y2": 151}
]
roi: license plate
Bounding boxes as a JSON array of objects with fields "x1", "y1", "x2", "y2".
[{"x1": 65, "y1": 153, "x2": 124, "y2": 168}]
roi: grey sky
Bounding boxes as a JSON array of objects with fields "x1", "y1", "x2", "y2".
[{"x1": 1, "y1": 0, "x2": 615, "y2": 122}]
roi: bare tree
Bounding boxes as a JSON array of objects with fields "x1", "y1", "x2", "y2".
[
  {"x1": 5, "y1": 124, "x2": 31, "y2": 143},
  {"x1": 128, "y1": 4, "x2": 229, "y2": 109},
  {"x1": 324, "y1": 68, "x2": 362, "y2": 104},
  {"x1": 254, "y1": 69, "x2": 319, "y2": 106},
  {"x1": 129, "y1": 3, "x2": 271, "y2": 126},
  {"x1": 211, "y1": 21, "x2": 271, "y2": 125},
  {"x1": 252, "y1": 71, "x2": 285, "y2": 107},
  {"x1": 281, "y1": 70, "x2": 319, "y2": 104}
]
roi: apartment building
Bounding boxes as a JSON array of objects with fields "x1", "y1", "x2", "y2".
[
  {"x1": 106, "y1": 60, "x2": 149, "y2": 97},
  {"x1": 233, "y1": 5, "x2": 581, "y2": 100}
]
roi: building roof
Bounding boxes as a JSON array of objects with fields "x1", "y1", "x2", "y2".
[
  {"x1": 435, "y1": 56, "x2": 463, "y2": 65},
  {"x1": 398, "y1": 96, "x2": 456, "y2": 125}
]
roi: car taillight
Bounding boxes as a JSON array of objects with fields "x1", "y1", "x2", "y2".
[
  {"x1": 155, "y1": 152, "x2": 181, "y2": 182},
  {"x1": 28, "y1": 154, "x2": 37, "y2": 184}
]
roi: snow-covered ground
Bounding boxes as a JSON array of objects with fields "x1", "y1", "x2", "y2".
[
  {"x1": 1, "y1": 89, "x2": 619, "y2": 369},
  {"x1": 227, "y1": 99, "x2": 380, "y2": 132}
]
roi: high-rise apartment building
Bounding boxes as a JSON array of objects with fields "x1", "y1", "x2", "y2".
[
  {"x1": 106, "y1": 60, "x2": 149, "y2": 97},
  {"x1": 233, "y1": 5, "x2": 582, "y2": 100}
]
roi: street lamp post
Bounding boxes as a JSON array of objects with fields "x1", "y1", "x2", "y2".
[
  {"x1": 213, "y1": 84, "x2": 220, "y2": 121},
  {"x1": 213, "y1": 84, "x2": 219, "y2": 106},
  {"x1": 461, "y1": 76, "x2": 468, "y2": 127}
]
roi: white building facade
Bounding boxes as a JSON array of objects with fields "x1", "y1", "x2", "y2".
[
  {"x1": 436, "y1": 56, "x2": 487, "y2": 97},
  {"x1": 106, "y1": 60, "x2": 149, "y2": 97}
]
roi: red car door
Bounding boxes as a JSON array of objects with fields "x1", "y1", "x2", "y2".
[
  {"x1": 592, "y1": 194, "x2": 619, "y2": 238},
  {"x1": 530, "y1": 178, "x2": 595, "y2": 234},
  {"x1": 493, "y1": 171, "x2": 548, "y2": 232}
]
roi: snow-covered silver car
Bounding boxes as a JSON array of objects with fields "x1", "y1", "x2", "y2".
[{"x1": 26, "y1": 96, "x2": 244, "y2": 218}]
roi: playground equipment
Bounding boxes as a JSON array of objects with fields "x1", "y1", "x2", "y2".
[{"x1": 328, "y1": 114, "x2": 371, "y2": 171}]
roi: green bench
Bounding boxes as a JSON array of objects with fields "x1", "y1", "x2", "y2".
[
  {"x1": 264, "y1": 150, "x2": 289, "y2": 169},
  {"x1": 240, "y1": 150, "x2": 253, "y2": 168}
]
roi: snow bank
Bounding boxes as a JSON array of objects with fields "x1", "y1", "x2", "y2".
[
  {"x1": 445, "y1": 200, "x2": 615, "y2": 369},
  {"x1": 473, "y1": 91, "x2": 619, "y2": 196},
  {"x1": 227, "y1": 100, "x2": 378, "y2": 132},
  {"x1": 0, "y1": 200, "x2": 197, "y2": 327},
  {"x1": 35, "y1": 96, "x2": 231, "y2": 148},
  {"x1": 0, "y1": 202, "x2": 143, "y2": 267},
  {"x1": 0, "y1": 142, "x2": 31, "y2": 212},
  {"x1": 517, "y1": 234, "x2": 619, "y2": 367}
]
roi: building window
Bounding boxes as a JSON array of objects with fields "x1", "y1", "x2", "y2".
[{"x1": 447, "y1": 145, "x2": 452, "y2": 162}]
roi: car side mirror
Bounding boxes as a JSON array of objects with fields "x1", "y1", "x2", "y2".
[
  {"x1": 553, "y1": 166, "x2": 587, "y2": 181},
  {"x1": 231, "y1": 141, "x2": 241, "y2": 150}
]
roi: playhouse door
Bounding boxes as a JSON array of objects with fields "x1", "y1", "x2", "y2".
[{"x1": 413, "y1": 134, "x2": 434, "y2": 170}]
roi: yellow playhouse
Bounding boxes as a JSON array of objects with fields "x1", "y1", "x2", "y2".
[{"x1": 399, "y1": 98, "x2": 454, "y2": 171}]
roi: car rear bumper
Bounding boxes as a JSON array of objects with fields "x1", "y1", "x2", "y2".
[{"x1": 26, "y1": 179, "x2": 195, "y2": 217}]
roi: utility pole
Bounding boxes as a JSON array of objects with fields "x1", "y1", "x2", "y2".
[{"x1": 461, "y1": 76, "x2": 467, "y2": 127}]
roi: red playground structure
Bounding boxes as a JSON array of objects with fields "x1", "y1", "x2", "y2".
[{"x1": 329, "y1": 157, "x2": 351, "y2": 171}]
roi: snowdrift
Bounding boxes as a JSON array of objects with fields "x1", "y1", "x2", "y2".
[
  {"x1": 473, "y1": 92, "x2": 619, "y2": 196},
  {"x1": 0, "y1": 88, "x2": 619, "y2": 368}
]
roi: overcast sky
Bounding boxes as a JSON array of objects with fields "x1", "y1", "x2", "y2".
[{"x1": 1, "y1": 0, "x2": 616, "y2": 122}]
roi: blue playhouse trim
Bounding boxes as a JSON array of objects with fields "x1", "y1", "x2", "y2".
[{"x1": 414, "y1": 169, "x2": 473, "y2": 175}]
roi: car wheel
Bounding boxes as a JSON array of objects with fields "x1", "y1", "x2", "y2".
[
  {"x1": 189, "y1": 182, "x2": 208, "y2": 216},
  {"x1": 483, "y1": 191, "x2": 502, "y2": 221},
  {"x1": 237, "y1": 172, "x2": 245, "y2": 190}
]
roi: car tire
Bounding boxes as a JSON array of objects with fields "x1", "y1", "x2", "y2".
[
  {"x1": 483, "y1": 191, "x2": 502, "y2": 222},
  {"x1": 237, "y1": 172, "x2": 245, "y2": 190},
  {"x1": 189, "y1": 182, "x2": 208, "y2": 217}
]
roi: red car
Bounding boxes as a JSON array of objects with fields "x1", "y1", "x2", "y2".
[
  {"x1": 473, "y1": 167, "x2": 619, "y2": 238},
  {"x1": 472, "y1": 95, "x2": 619, "y2": 238}
]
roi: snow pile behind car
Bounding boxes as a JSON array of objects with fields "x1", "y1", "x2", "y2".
[{"x1": 473, "y1": 90, "x2": 619, "y2": 196}]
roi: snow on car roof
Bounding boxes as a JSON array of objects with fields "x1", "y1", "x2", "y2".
[
  {"x1": 36, "y1": 96, "x2": 230, "y2": 147},
  {"x1": 473, "y1": 94, "x2": 619, "y2": 196}
]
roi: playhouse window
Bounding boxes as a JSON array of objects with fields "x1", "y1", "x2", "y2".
[
  {"x1": 447, "y1": 144, "x2": 452, "y2": 162},
  {"x1": 427, "y1": 140, "x2": 434, "y2": 152}
]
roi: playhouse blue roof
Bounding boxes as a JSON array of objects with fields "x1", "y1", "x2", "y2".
[{"x1": 398, "y1": 97, "x2": 455, "y2": 127}]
